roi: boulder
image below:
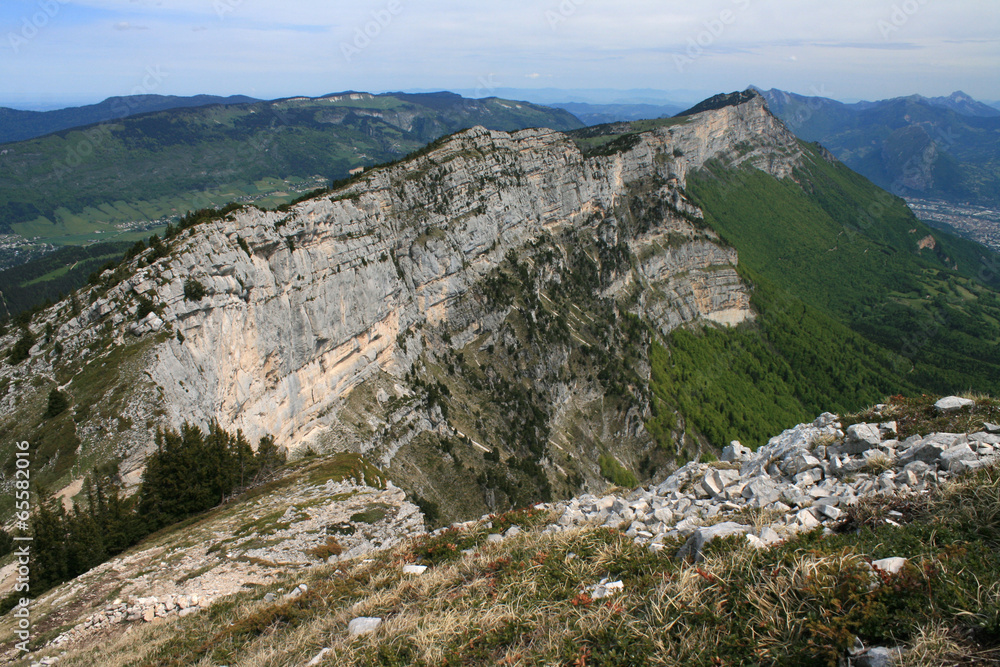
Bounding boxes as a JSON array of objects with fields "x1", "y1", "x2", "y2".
[
  {"x1": 794, "y1": 469, "x2": 822, "y2": 487},
  {"x1": 871, "y1": 557, "x2": 907, "y2": 575},
  {"x1": 901, "y1": 441, "x2": 947, "y2": 465},
  {"x1": 785, "y1": 453, "x2": 823, "y2": 475},
  {"x1": 855, "y1": 647, "x2": 900, "y2": 667},
  {"x1": 879, "y1": 421, "x2": 898, "y2": 439},
  {"x1": 652, "y1": 507, "x2": 674, "y2": 525},
  {"x1": 703, "y1": 469, "x2": 740, "y2": 497},
  {"x1": 721, "y1": 441, "x2": 751, "y2": 462},
  {"x1": 985, "y1": 422, "x2": 1000, "y2": 434},
  {"x1": 845, "y1": 424, "x2": 881, "y2": 455},
  {"x1": 934, "y1": 396, "x2": 975, "y2": 412},
  {"x1": 816, "y1": 504, "x2": 841, "y2": 521},
  {"x1": 742, "y1": 478, "x2": 780, "y2": 506},
  {"x1": 939, "y1": 444, "x2": 977, "y2": 472},
  {"x1": 348, "y1": 617, "x2": 383, "y2": 636},
  {"x1": 758, "y1": 526, "x2": 782, "y2": 546},
  {"x1": 676, "y1": 522, "x2": 752, "y2": 562},
  {"x1": 813, "y1": 413, "x2": 839, "y2": 428},
  {"x1": 795, "y1": 510, "x2": 821, "y2": 531}
]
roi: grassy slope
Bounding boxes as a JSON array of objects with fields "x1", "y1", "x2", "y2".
[
  {"x1": 646, "y1": 276, "x2": 914, "y2": 451},
  {"x1": 686, "y1": 146, "x2": 1000, "y2": 396},
  {"x1": 31, "y1": 400, "x2": 1000, "y2": 666}
]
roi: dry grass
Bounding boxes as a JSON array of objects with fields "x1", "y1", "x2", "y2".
[
  {"x1": 20, "y1": 463, "x2": 1000, "y2": 667},
  {"x1": 863, "y1": 451, "x2": 893, "y2": 475}
]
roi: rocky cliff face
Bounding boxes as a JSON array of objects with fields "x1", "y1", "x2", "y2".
[{"x1": 0, "y1": 91, "x2": 811, "y2": 522}]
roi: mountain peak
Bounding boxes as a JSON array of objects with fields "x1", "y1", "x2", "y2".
[{"x1": 675, "y1": 88, "x2": 764, "y2": 117}]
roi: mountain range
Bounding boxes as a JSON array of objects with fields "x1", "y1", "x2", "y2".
[
  {"x1": 2, "y1": 89, "x2": 998, "y2": 526},
  {"x1": 0, "y1": 92, "x2": 582, "y2": 239},
  {"x1": 0, "y1": 94, "x2": 261, "y2": 145},
  {"x1": 757, "y1": 88, "x2": 1000, "y2": 206}
]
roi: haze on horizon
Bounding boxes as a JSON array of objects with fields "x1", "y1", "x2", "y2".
[{"x1": 1, "y1": 0, "x2": 998, "y2": 110}]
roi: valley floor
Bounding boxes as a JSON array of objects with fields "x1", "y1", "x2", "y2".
[{"x1": 908, "y1": 197, "x2": 1000, "y2": 253}]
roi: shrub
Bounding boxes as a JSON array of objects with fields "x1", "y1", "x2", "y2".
[
  {"x1": 7, "y1": 329, "x2": 35, "y2": 364},
  {"x1": 306, "y1": 537, "x2": 343, "y2": 560},
  {"x1": 350, "y1": 506, "x2": 388, "y2": 525},
  {"x1": 183, "y1": 278, "x2": 207, "y2": 302},
  {"x1": 236, "y1": 236, "x2": 252, "y2": 257},
  {"x1": 45, "y1": 388, "x2": 69, "y2": 418},
  {"x1": 135, "y1": 295, "x2": 156, "y2": 320}
]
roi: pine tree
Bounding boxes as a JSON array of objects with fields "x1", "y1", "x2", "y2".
[
  {"x1": 44, "y1": 388, "x2": 69, "y2": 418},
  {"x1": 65, "y1": 506, "x2": 104, "y2": 576},
  {"x1": 254, "y1": 435, "x2": 286, "y2": 482},
  {"x1": 31, "y1": 498, "x2": 69, "y2": 591}
]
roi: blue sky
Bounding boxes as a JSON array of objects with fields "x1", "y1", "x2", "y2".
[{"x1": 1, "y1": 0, "x2": 998, "y2": 109}]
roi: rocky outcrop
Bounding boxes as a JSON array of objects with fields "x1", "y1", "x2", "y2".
[
  {"x1": 538, "y1": 409, "x2": 999, "y2": 554},
  {"x1": 31, "y1": 469, "x2": 424, "y2": 652}
]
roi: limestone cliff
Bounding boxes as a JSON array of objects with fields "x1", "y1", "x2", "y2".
[{"x1": 0, "y1": 91, "x2": 812, "y2": 522}]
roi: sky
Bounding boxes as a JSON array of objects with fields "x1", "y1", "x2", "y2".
[{"x1": 1, "y1": 0, "x2": 998, "y2": 110}]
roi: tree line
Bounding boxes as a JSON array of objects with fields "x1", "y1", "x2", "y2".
[{"x1": 1, "y1": 422, "x2": 285, "y2": 613}]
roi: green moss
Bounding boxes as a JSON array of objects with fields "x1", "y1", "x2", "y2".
[{"x1": 349, "y1": 504, "x2": 390, "y2": 525}]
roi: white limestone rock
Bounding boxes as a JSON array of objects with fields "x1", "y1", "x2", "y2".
[
  {"x1": 935, "y1": 396, "x2": 975, "y2": 412},
  {"x1": 348, "y1": 617, "x2": 383, "y2": 636},
  {"x1": 845, "y1": 423, "x2": 881, "y2": 455},
  {"x1": 676, "y1": 522, "x2": 752, "y2": 562},
  {"x1": 721, "y1": 441, "x2": 751, "y2": 462}
]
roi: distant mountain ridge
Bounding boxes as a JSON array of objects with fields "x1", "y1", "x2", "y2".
[
  {"x1": 0, "y1": 91, "x2": 583, "y2": 236},
  {"x1": 0, "y1": 94, "x2": 261, "y2": 144},
  {"x1": 921, "y1": 91, "x2": 1000, "y2": 118},
  {"x1": 548, "y1": 102, "x2": 684, "y2": 126},
  {"x1": 757, "y1": 87, "x2": 1000, "y2": 206}
]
